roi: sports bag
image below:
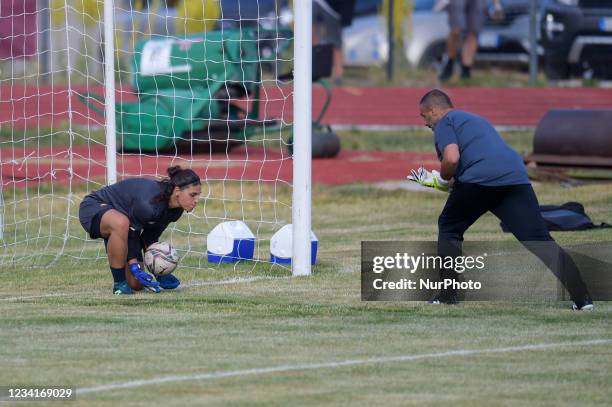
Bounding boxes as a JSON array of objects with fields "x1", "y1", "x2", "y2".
[{"x1": 501, "y1": 202, "x2": 611, "y2": 232}]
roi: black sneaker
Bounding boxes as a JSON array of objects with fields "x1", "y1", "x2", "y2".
[
  {"x1": 438, "y1": 57, "x2": 455, "y2": 82},
  {"x1": 571, "y1": 295, "x2": 594, "y2": 311},
  {"x1": 460, "y1": 64, "x2": 471, "y2": 79},
  {"x1": 428, "y1": 291, "x2": 458, "y2": 305}
]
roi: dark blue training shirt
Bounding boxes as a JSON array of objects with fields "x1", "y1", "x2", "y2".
[
  {"x1": 86, "y1": 178, "x2": 183, "y2": 257},
  {"x1": 434, "y1": 110, "x2": 530, "y2": 186}
]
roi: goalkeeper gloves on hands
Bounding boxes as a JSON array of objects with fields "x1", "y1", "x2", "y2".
[
  {"x1": 407, "y1": 166, "x2": 450, "y2": 192},
  {"x1": 129, "y1": 263, "x2": 161, "y2": 293}
]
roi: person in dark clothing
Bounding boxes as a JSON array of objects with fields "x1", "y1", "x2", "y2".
[
  {"x1": 416, "y1": 89, "x2": 593, "y2": 310},
  {"x1": 79, "y1": 166, "x2": 201, "y2": 295},
  {"x1": 313, "y1": 0, "x2": 356, "y2": 84},
  {"x1": 328, "y1": 0, "x2": 357, "y2": 27}
]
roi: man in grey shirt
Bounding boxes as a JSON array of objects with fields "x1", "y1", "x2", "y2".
[{"x1": 418, "y1": 89, "x2": 593, "y2": 310}]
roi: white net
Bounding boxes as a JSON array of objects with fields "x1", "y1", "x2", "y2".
[{"x1": 0, "y1": 0, "x2": 295, "y2": 269}]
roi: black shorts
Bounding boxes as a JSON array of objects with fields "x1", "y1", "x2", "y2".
[{"x1": 79, "y1": 197, "x2": 113, "y2": 239}]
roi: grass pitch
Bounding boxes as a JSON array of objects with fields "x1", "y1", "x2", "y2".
[
  {"x1": 1, "y1": 181, "x2": 611, "y2": 406},
  {"x1": 1, "y1": 131, "x2": 611, "y2": 406}
]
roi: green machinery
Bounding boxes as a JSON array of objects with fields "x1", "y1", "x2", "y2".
[{"x1": 79, "y1": 28, "x2": 340, "y2": 157}]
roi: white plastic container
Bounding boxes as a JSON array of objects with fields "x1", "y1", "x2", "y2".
[
  {"x1": 207, "y1": 221, "x2": 255, "y2": 263},
  {"x1": 270, "y1": 224, "x2": 318, "y2": 265}
]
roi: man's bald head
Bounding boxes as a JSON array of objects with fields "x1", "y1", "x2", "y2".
[
  {"x1": 418, "y1": 89, "x2": 454, "y2": 129},
  {"x1": 419, "y1": 89, "x2": 454, "y2": 110}
]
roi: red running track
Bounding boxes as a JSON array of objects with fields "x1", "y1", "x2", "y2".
[
  {"x1": 0, "y1": 144, "x2": 438, "y2": 187},
  {"x1": 1, "y1": 85, "x2": 609, "y2": 187},
  {"x1": 1, "y1": 85, "x2": 610, "y2": 128}
]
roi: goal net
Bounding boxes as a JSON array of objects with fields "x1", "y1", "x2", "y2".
[{"x1": 0, "y1": 0, "x2": 304, "y2": 273}]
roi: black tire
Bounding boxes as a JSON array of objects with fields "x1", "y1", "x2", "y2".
[
  {"x1": 418, "y1": 42, "x2": 446, "y2": 70},
  {"x1": 312, "y1": 131, "x2": 341, "y2": 158},
  {"x1": 544, "y1": 55, "x2": 570, "y2": 80},
  {"x1": 287, "y1": 130, "x2": 341, "y2": 159}
]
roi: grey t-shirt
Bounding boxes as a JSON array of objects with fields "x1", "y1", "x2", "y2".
[{"x1": 434, "y1": 110, "x2": 530, "y2": 186}]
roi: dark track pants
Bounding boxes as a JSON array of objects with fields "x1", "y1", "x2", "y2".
[{"x1": 438, "y1": 182, "x2": 589, "y2": 302}]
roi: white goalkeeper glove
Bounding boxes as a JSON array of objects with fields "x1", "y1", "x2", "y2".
[{"x1": 407, "y1": 166, "x2": 450, "y2": 192}]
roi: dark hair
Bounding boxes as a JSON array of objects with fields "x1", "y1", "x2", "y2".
[
  {"x1": 155, "y1": 166, "x2": 201, "y2": 203},
  {"x1": 419, "y1": 89, "x2": 453, "y2": 109}
]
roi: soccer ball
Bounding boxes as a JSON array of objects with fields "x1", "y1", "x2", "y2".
[{"x1": 144, "y1": 242, "x2": 178, "y2": 276}]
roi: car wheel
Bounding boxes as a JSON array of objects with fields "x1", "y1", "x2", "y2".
[
  {"x1": 544, "y1": 55, "x2": 570, "y2": 80},
  {"x1": 418, "y1": 42, "x2": 446, "y2": 70}
]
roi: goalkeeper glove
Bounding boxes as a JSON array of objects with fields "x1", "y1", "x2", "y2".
[
  {"x1": 129, "y1": 263, "x2": 161, "y2": 293},
  {"x1": 407, "y1": 166, "x2": 450, "y2": 192}
]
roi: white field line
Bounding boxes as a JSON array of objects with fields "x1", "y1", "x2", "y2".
[
  {"x1": 0, "y1": 276, "x2": 289, "y2": 302},
  {"x1": 78, "y1": 339, "x2": 610, "y2": 395},
  {"x1": 0, "y1": 291, "x2": 93, "y2": 302},
  {"x1": 183, "y1": 276, "x2": 291, "y2": 288}
]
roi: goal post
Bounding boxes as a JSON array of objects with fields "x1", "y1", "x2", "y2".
[
  {"x1": 291, "y1": 0, "x2": 312, "y2": 277},
  {"x1": 0, "y1": 0, "x2": 313, "y2": 275},
  {"x1": 103, "y1": 0, "x2": 117, "y2": 185}
]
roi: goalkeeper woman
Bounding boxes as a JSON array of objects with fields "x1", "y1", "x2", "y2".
[{"x1": 78, "y1": 166, "x2": 201, "y2": 295}]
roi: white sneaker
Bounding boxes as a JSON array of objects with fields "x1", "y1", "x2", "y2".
[{"x1": 571, "y1": 296, "x2": 594, "y2": 311}]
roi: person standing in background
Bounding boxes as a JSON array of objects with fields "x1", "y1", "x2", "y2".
[
  {"x1": 313, "y1": 0, "x2": 356, "y2": 85},
  {"x1": 437, "y1": 0, "x2": 504, "y2": 81}
]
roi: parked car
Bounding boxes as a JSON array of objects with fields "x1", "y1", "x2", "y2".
[
  {"x1": 406, "y1": 0, "x2": 537, "y2": 69},
  {"x1": 188, "y1": 0, "x2": 537, "y2": 73},
  {"x1": 342, "y1": 0, "x2": 388, "y2": 66},
  {"x1": 217, "y1": 0, "x2": 279, "y2": 29},
  {"x1": 343, "y1": 0, "x2": 538, "y2": 69},
  {"x1": 539, "y1": 0, "x2": 612, "y2": 79}
]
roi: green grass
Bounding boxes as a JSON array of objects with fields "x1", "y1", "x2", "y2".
[
  {"x1": 0, "y1": 124, "x2": 106, "y2": 148},
  {"x1": 342, "y1": 58, "x2": 608, "y2": 88},
  {"x1": 338, "y1": 129, "x2": 535, "y2": 156},
  {"x1": 342, "y1": 60, "x2": 553, "y2": 88},
  {"x1": 0, "y1": 175, "x2": 611, "y2": 405}
]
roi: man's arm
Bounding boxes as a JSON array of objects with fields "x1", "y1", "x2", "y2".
[{"x1": 440, "y1": 143, "x2": 460, "y2": 181}]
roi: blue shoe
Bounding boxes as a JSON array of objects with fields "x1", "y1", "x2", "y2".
[
  {"x1": 156, "y1": 274, "x2": 180, "y2": 290},
  {"x1": 130, "y1": 264, "x2": 161, "y2": 293},
  {"x1": 113, "y1": 281, "x2": 133, "y2": 295}
]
